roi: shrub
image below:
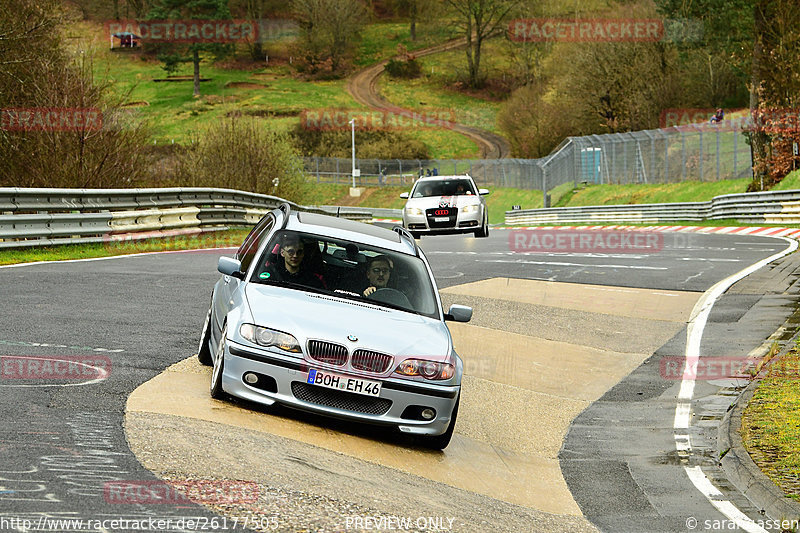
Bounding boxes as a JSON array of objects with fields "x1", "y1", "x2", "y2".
[
  {"x1": 289, "y1": 122, "x2": 430, "y2": 159},
  {"x1": 178, "y1": 117, "x2": 309, "y2": 202},
  {"x1": 385, "y1": 58, "x2": 421, "y2": 79}
]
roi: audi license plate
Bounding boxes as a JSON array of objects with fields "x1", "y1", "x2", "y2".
[
  {"x1": 434, "y1": 217, "x2": 449, "y2": 222},
  {"x1": 306, "y1": 369, "x2": 382, "y2": 397}
]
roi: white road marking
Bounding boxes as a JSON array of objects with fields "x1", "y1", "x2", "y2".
[
  {"x1": 674, "y1": 235, "x2": 797, "y2": 531},
  {"x1": 0, "y1": 340, "x2": 123, "y2": 353}
]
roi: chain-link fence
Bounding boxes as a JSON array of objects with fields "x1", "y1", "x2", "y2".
[
  {"x1": 303, "y1": 123, "x2": 753, "y2": 203},
  {"x1": 302, "y1": 157, "x2": 543, "y2": 190}
]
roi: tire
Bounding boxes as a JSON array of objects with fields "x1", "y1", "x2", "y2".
[
  {"x1": 411, "y1": 232, "x2": 421, "y2": 239},
  {"x1": 421, "y1": 395, "x2": 459, "y2": 450},
  {"x1": 474, "y1": 214, "x2": 489, "y2": 238},
  {"x1": 210, "y1": 324, "x2": 228, "y2": 400},
  {"x1": 197, "y1": 308, "x2": 213, "y2": 366}
]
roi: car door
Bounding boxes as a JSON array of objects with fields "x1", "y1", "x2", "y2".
[{"x1": 212, "y1": 213, "x2": 276, "y2": 336}]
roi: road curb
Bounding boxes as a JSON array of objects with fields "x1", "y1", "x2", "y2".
[{"x1": 718, "y1": 330, "x2": 800, "y2": 524}]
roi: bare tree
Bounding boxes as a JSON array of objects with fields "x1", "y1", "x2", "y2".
[
  {"x1": 293, "y1": 0, "x2": 369, "y2": 73},
  {"x1": 443, "y1": 0, "x2": 519, "y2": 88},
  {"x1": 0, "y1": 0, "x2": 151, "y2": 187}
]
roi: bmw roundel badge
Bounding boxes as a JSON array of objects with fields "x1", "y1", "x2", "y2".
[{"x1": 347, "y1": 335, "x2": 358, "y2": 342}]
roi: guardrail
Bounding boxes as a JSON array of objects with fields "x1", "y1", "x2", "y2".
[
  {"x1": 504, "y1": 190, "x2": 800, "y2": 226},
  {"x1": 0, "y1": 188, "x2": 374, "y2": 249}
]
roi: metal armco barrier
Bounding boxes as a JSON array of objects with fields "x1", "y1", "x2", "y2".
[
  {"x1": 504, "y1": 190, "x2": 800, "y2": 226},
  {"x1": 0, "y1": 187, "x2": 373, "y2": 249}
]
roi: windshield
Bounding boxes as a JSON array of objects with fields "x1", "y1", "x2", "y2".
[
  {"x1": 251, "y1": 230, "x2": 439, "y2": 319},
  {"x1": 412, "y1": 179, "x2": 477, "y2": 198}
]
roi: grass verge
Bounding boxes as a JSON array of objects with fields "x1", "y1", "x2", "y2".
[
  {"x1": 741, "y1": 347, "x2": 800, "y2": 502},
  {"x1": 0, "y1": 229, "x2": 251, "y2": 266},
  {"x1": 558, "y1": 178, "x2": 752, "y2": 207}
]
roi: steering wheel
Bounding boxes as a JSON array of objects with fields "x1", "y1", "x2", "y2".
[{"x1": 367, "y1": 288, "x2": 411, "y2": 309}]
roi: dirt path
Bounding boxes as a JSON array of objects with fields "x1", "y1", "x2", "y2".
[{"x1": 346, "y1": 38, "x2": 511, "y2": 159}]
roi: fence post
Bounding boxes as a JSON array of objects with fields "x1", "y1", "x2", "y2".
[
  {"x1": 542, "y1": 164, "x2": 548, "y2": 208},
  {"x1": 397, "y1": 159, "x2": 402, "y2": 186},
  {"x1": 623, "y1": 138, "x2": 628, "y2": 183},
  {"x1": 716, "y1": 129, "x2": 721, "y2": 181},
  {"x1": 733, "y1": 129, "x2": 738, "y2": 177},
  {"x1": 681, "y1": 132, "x2": 687, "y2": 181},
  {"x1": 315, "y1": 157, "x2": 320, "y2": 183},
  {"x1": 698, "y1": 128, "x2": 704, "y2": 181}
]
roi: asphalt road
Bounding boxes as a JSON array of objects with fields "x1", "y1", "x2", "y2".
[{"x1": 0, "y1": 228, "x2": 794, "y2": 532}]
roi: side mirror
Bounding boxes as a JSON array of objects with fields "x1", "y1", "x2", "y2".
[
  {"x1": 478, "y1": 188, "x2": 490, "y2": 196},
  {"x1": 400, "y1": 192, "x2": 409, "y2": 199},
  {"x1": 444, "y1": 304, "x2": 472, "y2": 323},
  {"x1": 218, "y1": 256, "x2": 244, "y2": 279}
]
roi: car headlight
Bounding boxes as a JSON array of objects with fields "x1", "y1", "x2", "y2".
[
  {"x1": 240, "y1": 324, "x2": 301, "y2": 353},
  {"x1": 406, "y1": 207, "x2": 423, "y2": 216},
  {"x1": 460, "y1": 204, "x2": 480, "y2": 214},
  {"x1": 395, "y1": 358, "x2": 455, "y2": 380}
]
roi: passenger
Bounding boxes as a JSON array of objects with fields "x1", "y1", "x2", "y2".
[{"x1": 263, "y1": 234, "x2": 325, "y2": 289}]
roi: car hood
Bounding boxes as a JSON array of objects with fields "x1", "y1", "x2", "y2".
[
  {"x1": 406, "y1": 195, "x2": 480, "y2": 209},
  {"x1": 244, "y1": 284, "x2": 451, "y2": 360}
]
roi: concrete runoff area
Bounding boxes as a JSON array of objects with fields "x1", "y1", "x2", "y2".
[{"x1": 125, "y1": 278, "x2": 699, "y2": 528}]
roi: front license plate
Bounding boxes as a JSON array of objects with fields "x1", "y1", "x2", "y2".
[
  {"x1": 434, "y1": 217, "x2": 449, "y2": 222},
  {"x1": 306, "y1": 369, "x2": 382, "y2": 397}
]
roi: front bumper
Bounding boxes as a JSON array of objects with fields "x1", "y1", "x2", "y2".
[
  {"x1": 221, "y1": 340, "x2": 460, "y2": 436},
  {"x1": 403, "y1": 208, "x2": 482, "y2": 235}
]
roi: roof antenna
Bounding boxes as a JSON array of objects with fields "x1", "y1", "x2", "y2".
[{"x1": 337, "y1": 206, "x2": 341, "y2": 218}]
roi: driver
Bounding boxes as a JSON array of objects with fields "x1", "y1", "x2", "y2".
[{"x1": 362, "y1": 255, "x2": 393, "y2": 297}]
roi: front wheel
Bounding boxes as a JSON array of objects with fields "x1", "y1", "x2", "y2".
[
  {"x1": 197, "y1": 308, "x2": 213, "y2": 366},
  {"x1": 474, "y1": 215, "x2": 489, "y2": 238},
  {"x1": 421, "y1": 396, "x2": 459, "y2": 450},
  {"x1": 210, "y1": 325, "x2": 227, "y2": 400}
]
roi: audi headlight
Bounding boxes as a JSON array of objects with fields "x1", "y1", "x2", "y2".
[
  {"x1": 406, "y1": 207, "x2": 423, "y2": 216},
  {"x1": 240, "y1": 324, "x2": 301, "y2": 353},
  {"x1": 395, "y1": 358, "x2": 455, "y2": 380},
  {"x1": 460, "y1": 204, "x2": 480, "y2": 214}
]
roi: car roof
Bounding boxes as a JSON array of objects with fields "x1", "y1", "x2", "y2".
[
  {"x1": 285, "y1": 211, "x2": 416, "y2": 255},
  {"x1": 414, "y1": 175, "x2": 474, "y2": 182}
]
